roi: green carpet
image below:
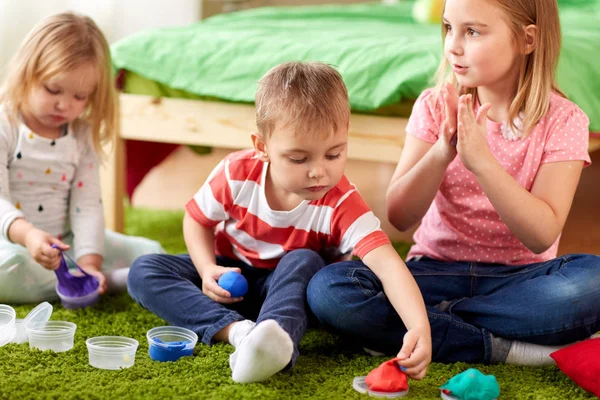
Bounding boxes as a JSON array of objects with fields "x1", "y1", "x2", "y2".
[{"x1": 1, "y1": 207, "x2": 593, "y2": 399}]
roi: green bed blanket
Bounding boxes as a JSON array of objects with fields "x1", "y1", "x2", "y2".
[{"x1": 112, "y1": 0, "x2": 600, "y2": 131}]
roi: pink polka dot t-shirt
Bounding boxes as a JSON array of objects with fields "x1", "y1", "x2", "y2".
[{"x1": 405, "y1": 89, "x2": 591, "y2": 265}]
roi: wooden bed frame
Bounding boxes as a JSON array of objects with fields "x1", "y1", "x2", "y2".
[{"x1": 100, "y1": 93, "x2": 600, "y2": 232}]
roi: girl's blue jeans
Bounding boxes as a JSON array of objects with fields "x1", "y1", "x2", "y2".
[
  {"x1": 128, "y1": 249, "x2": 325, "y2": 367},
  {"x1": 306, "y1": 254, "x2": 600, "y2": 363}
]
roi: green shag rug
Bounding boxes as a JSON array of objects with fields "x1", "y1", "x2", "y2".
[{"x1": 1, "y1": 207, "x2": 593, "y2": 400}]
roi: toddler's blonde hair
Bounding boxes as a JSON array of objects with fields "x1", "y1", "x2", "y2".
[
  {"x1": 435, "y1": 0, "x2": 563, "y2": 136},
  {"x1": 256, "y1": 62, "x2": 350, "y2": 138},
  {"x1": 0, "y1": 12, "x2": 117, "y2": 155}
]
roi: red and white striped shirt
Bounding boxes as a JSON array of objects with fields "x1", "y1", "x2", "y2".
[{"x1": 186, "y1": 149, "x2": 390, "y2": 269}]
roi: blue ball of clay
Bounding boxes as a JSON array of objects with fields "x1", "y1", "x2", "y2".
[{"x1": 218, "y1": 271, "x2": 248, "y2": 297}]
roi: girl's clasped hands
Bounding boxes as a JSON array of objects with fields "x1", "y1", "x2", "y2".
[{"x1": 439, "y1": 83, "x2": 493, "y2": 174}]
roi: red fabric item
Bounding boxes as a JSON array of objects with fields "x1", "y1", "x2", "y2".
[
  {"x1": 126, "y1": 140, "x2": 179, "y2": 198},
  {"x1": 550, "y1": 338, "x2": 600, "y2": 397},
  {"x1": 115, "y1": 69, "x2": 126, "y2": 91},
  {"x1": 365, "y1": 358, "x2": 409, "y2": 393},
  {"x1": 115, "y1": 70, "x2": 181, "y2": 199}
]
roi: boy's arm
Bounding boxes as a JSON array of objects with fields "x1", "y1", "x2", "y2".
[
  {"x1": 183, "y1": 156, "x2": 230, "y2": 278},
  {"x1": 183, "y1": 211, "x2": 242, "y2": 304},
  {"x1": 183, "y1": 154, "x2": 245, "y2": 303},
  {"x1": 362, "y1": 243, "x2": 431, "y2": 379},
  {"x1": 183, "y1": 211, "x2": 217, "y2": 279}
]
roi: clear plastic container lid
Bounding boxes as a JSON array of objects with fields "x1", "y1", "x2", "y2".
[{"x1": 23, "y1": 302, "x2": 53, "y2": 328}]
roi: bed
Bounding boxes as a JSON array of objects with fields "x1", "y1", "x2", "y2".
[{"x1": 102, "y1": 0, "x2": 600, "y2": 231}]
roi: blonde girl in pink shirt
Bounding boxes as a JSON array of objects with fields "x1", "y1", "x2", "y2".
[{"x1": 307, "y1": 0, "x2": 599, "y2": 366}]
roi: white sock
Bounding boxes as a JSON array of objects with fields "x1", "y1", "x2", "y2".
[
  {"x1": 228, "y1": 320, "x2": 255, "y2": 348},
  {"x1": 229, "y1": 319, "x2": 293, "y2": 383},
  {"x1": 505, "y1": 341, "x2": 566, "y2": 366},
  {"x1": 363, "y1": 347, "x2": 386, "y2": 357},
  {"x1": 504, "y1": 333, "x2": 600, "y2": 366}
]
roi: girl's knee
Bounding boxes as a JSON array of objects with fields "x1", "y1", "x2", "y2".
[
  {"x1": 567, "y1": 253, "x2": 600, "y2": 266},
  {"x1": 0, "y1": 247, "x2": 32, "y2": 270},
  {"x1": 142, "y1": 238, "x2": 165, "y2": 255},
  {"x1": 105, "y1": 230, "x2": 165, "y2": 256},
  {"x1": 560, "y1": 254, "x2": 600, "y2": 286},
  {"x1": 581, "y1": 254, "x2": 600, "y2": 269},
  {"x1": 0, "y1": 248, "x2": 56, "y2": 303},
  {"x1": 548, "y1": 255, "x2": 600, "y2": 305}
]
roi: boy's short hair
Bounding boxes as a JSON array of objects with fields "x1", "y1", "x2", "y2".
[{"x1": 255, "y1": 62, "x2": 350, "y2": 138}]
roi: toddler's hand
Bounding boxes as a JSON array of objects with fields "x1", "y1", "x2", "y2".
[
  {"x1": 24, "y1": 228, "x2": 70, "y2": 270},
  {"x1": 396, "y1": 326, "x2": 432, "y2": 380},
  {"x1": 79, "y1": 265, "x2": 107, "y2": 294},
  {"x1": 435, "y1": 83, "x2": 459, "y2": 163},
  {"x1": 200, "y1": 264, "x2": 244, "y2": 304}
]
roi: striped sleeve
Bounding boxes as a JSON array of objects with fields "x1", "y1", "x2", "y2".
[
  {"x1": 185, "y1": 159, "x2": 233, "y2": 228},
  {"x1": 329, "y1": 190, "x2": 391, "y2": 258}
]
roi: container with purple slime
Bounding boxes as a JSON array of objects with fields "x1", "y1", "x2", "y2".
[{"x1": 52, "y1": 244, "x2": 100, "y2": 309}]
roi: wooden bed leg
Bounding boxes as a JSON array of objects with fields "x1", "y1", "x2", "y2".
[{"x1": 100, "y1": 135, "x2": 125, "y2": 233}]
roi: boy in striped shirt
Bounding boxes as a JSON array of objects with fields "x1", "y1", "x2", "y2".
[{"x1": 128, "y1": 62, "x2": 431, "y2": 383}]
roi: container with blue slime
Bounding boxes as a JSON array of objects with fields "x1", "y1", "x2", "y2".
[{"x1": 146, "y1": 326, "x2": 198, "y2": 362}]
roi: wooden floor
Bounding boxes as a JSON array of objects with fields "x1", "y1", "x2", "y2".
[{"x1": 132, "y1": 146, "x2": 600, "y2": 255}]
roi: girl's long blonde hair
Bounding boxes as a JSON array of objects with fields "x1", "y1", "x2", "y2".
[
  {"x1": 435, "y1": 0, "x2": 563, "y2": 136},
  {"x1": 0, "y1": 12, "x2": 118, "y2": 156}
]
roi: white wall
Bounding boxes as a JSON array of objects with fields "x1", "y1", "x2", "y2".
[
  {"x1": 0, "y1": 0, "x2": 382, "y2": 73},
  {"x1": 107, "y1": 0, "x2": 202, "y2": 43},
  {"x1": 0, "y1": 0, "x2": 203, "y2": 76}
]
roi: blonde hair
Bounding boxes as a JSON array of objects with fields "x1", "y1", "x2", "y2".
[
  {"x1": 435, "y1": 0, "x2": 563, "y2": 136},
  {"x1": 255, "y1": 61, "x2": 350, "y2": 138},
  {"x1": 0, "y1": 12, "x2": 118, "y2": 155}
]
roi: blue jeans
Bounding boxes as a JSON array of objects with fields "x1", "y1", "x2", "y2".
[
  {"x1": 128, "y1": 249, "x2": 326, "y2": 366},
  {"x1": 306, "y1": 254, "x2": 600, "y2": 364}
]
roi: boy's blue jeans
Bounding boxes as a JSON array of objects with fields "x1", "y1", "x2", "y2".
[
  {"x1": 306, "y1": 254, "x2": 600, "y2": 363},
  {"x1": 128, "y1": 249, "x2": 325, "y2": 366}
]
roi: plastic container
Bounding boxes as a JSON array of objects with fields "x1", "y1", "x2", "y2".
[
  {"x1": 147, "y1": 326, "x2": 198, "y2": 362},
  {"x1": 27, "y1": 321, "x2": 77, "y2": 352},
  {"x1": 12, "y1": 302, "x2": 53, "y2": 344},
  {"x1": 52, "y1": 247, "x2": 100, "y2": 310},
  {"x1": 86, "y1": 336, "x2": 139, "y2": 370},
  {"x1": 0, "y1": 305, "x2": 16, "y2": 346},
  {"x1": 56, "y1": 284, "x2": 100, "y2": 309},
  {"x1": 13, "y1": 319, "x2": 27, "y2": 344}
]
